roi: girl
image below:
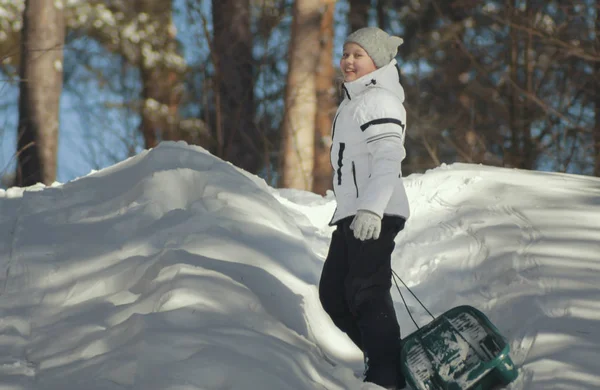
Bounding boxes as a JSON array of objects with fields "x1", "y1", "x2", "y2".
[{"x1": 318, "y1": 27, "x2": 410, "y2": 390}]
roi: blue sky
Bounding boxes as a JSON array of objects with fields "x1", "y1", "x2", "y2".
[
  {"x1": 0, "y1": 50, "x2": 123, "y2": 184},
  {"x1": 0, "y1": 0, "x2": 207, "y2": 185}
]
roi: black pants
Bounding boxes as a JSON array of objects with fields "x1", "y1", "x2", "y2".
[{"x1": 319, "y1": 215, "x2": 406, "y2": 388}]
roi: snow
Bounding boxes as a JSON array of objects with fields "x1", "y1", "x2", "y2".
[{"x1": 0, "y1": 141, "x2": 599, "y2": 389}]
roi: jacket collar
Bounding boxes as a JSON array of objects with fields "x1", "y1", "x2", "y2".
[{"x1": 342, "y1": 59, "x2": 405, "y2": 103}]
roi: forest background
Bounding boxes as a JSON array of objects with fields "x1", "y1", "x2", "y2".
[{"x1": 0, "y1": 0, "x2": 598, "y2": 194}]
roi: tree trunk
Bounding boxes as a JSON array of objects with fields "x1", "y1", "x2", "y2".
[
  {"x1": 16, "y1": 0, "x2": 65, "y2": 186},
  {"x1": 506, "y1": 0, "x2": 537, "y2": 170},
  {"x1": 313, "y1": 0, "x2": 337, "y2": 195},
  {"x1": 136, "y1": 0, "x2": 183, "y2": 150},
  {"x1": 212, "y1": 0, "x2": 262, "y2": 174},
  {"x1": 280, "y1": 0, "x2": 322, "y2": 190},
  {"x1": 375, "y1": 0, "x2": 389, "y2": 30},
  {"x1": 506, "y1": 0, "x2": 521, "y2": 168},
  {"x1": 522, "y1": 0, "x2": 535, "y2": 170},
  {"x1": 348, "y1": 0, "x2": 371, "y2": 32},
  {"x1": 595, "y1": 0, "x2": 600, "y2": 176},
  {"x1": 139, "y1": 67, "x2": 182, "y2": 149}
]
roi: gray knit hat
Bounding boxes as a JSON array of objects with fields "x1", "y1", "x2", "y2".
[{"x1": 344, "y1": 27, "x2": 404, "y2": 68}]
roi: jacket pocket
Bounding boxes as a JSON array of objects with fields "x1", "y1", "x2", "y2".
[{"x1": 351, "y1": 161, "x2": 359, "y2": 198}]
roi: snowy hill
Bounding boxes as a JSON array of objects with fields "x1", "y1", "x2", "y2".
[{"x1": 0, "y1": 141, "x2": 599, "y2": 390}]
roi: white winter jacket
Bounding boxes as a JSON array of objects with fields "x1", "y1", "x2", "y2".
[{"x1": 329, "y1": 59, "x2": 410, "y2": 225}]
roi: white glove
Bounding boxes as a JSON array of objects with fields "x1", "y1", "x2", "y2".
[{"x1": 350, "y1": 210, "x2": 382, "y2": 241}]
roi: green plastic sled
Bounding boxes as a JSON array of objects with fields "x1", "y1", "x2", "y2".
[{"x1": 400, "y1": 305, "x2": 518, "y2": 390}]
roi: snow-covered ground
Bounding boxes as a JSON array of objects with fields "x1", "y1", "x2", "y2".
[{"x1": 0, "y1": 141, "x2": 599, "y2": 390}]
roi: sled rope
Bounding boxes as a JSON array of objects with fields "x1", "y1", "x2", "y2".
[{"x1": 392, "y1": 270, "x2": 435, "y2": 329}]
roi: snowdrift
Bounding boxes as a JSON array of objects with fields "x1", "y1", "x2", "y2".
[{"x1": 0, "y1": 141, "x2": 598, "y2": 389}]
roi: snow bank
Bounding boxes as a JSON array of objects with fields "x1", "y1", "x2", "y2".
[{"x1": 0, "y1": 142, "x2": 599, "y2": 389}]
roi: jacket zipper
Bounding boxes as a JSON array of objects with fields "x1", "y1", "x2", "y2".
[
  {"x1": 331, "y1": 111, "x2": 340, "y2": 141},
  {"x1": 352, "y1": 161, "x2": 359, "y2": 197},
  {"x1": 330, "y1": 112, "x2": 341, "y2": 188}
]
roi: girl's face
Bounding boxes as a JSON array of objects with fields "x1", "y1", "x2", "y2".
[{"x1": 340, "y1": 42, "x2": 377, "y2": 82}]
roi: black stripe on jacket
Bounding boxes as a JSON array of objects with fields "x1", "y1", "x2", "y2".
[
  {"x1": 360, "y1": 118, "x2": 405, "y2": 132},
  {"x1": 336, "y1": 143, "x2": 345, "y2": 185}
]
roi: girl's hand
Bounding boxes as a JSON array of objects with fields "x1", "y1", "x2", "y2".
[{"x1": 350, "y1": 210, "x2": 382, "y2": 241}]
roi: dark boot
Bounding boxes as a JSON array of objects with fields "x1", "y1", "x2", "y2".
[
  {"x1": 397, "y1": 338, "x2": 407, "y2": 389},
  {"x1": 357, "y1": 293, "x2": 401, "y2": 388}
]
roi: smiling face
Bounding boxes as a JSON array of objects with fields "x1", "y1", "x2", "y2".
[{"x1": 340, "y1": 42, "x2": 378, "y2": 82}]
